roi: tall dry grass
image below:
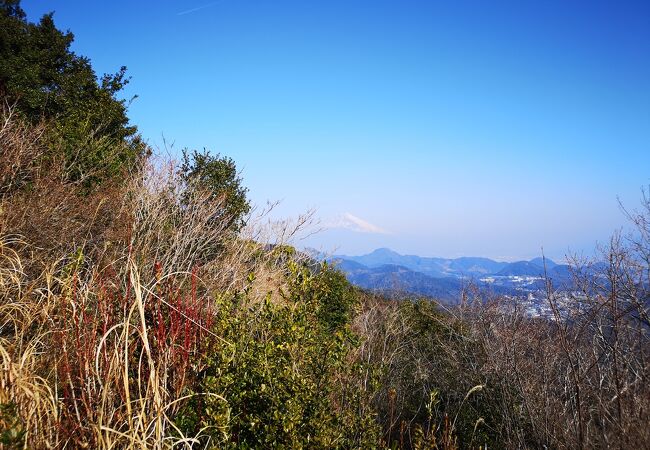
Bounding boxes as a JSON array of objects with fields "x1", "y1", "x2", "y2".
[
  {"x1": 0, "y1": 102, "x2": 46, "y2": 196},
  {"x1": 0, "y1": 237, "x2": 224, "y2": 448},
  {"x1": 0, "y1": 203, "x2": 300, "y2": 448}
]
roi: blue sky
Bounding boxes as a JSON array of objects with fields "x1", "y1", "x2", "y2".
[{"x1": 23, "y1": 0, "x2": 650, "y2": 260}]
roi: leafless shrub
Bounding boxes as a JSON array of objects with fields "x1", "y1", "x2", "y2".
[
  {"x1": 352, "y1": 293, "x2": 489, "y2": 449},
  {"x1": 123, "y1": 158, "x2": 317, "y2": 305},
  {"x1": 462, "y1": 196, "x2": 650, "y2": 448}
]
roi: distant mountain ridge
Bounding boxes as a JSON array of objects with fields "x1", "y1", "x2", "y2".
[
  {"x1": 336, "y1": 248, "x2": 562, "y2": 278},
  {"x1": 329, "y1": 248, "x2": 571, "y2": 302}
]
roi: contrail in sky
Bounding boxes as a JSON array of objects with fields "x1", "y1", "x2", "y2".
[{"x1": 177, "y1": 1, "x2": 224, "y2": 16}]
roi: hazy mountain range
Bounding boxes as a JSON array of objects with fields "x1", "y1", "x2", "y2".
[{"x1": 328, "y1": 248, "x2": 572, "y2": 302}]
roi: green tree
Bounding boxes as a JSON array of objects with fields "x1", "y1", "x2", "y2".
[
  {"x1": 0, "y1": 0, "x2": 146, "y2": 188},
  {"x1": 180, "y1": 149, "x2": 251, "y2": 232}
]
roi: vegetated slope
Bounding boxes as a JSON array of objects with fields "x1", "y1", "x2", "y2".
[
  {"x1": 450, "y1": 256, "x2": 509, "y2": 275},
  {"x1": 529, "y1": 256, "x2": 558, "y2": 269},
  {"x1": 496, "y1": 260, "x2": 546, "y2": 276}
]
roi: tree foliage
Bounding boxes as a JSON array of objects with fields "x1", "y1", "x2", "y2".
[
  {"x1": 181, "y1": 149, "x2": 251, "y2": 232},
  {"x1": 0, "y1": 0, "x2": 146, "y2": 188}
]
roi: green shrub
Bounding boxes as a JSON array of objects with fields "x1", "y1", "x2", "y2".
[
  {"x1": 177, "y1": 262, "x2": 379, "y2": 448},
  {"x1": 287, "y1": 261, "x2": 358, "y2": 332}
]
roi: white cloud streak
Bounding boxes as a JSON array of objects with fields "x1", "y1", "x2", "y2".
[{"x1": 177, "y1": 1, "x2": 224, "y2": 16}]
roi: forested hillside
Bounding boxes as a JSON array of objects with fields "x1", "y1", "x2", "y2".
[{"x1": 1, "y1": 2, "x2": 649, "y2": 448}]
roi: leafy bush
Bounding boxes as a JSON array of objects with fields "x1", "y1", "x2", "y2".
[
  {"x1": 177, "y1": 262, "x2": 379, "y2": 448},
  {"x1": 288, "y1": 261, "x2": 358, "y2": 331}
]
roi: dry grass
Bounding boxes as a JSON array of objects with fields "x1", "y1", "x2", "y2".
[{"x1": 0, "y1": 236, "x2": 210, "y2": 448}]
